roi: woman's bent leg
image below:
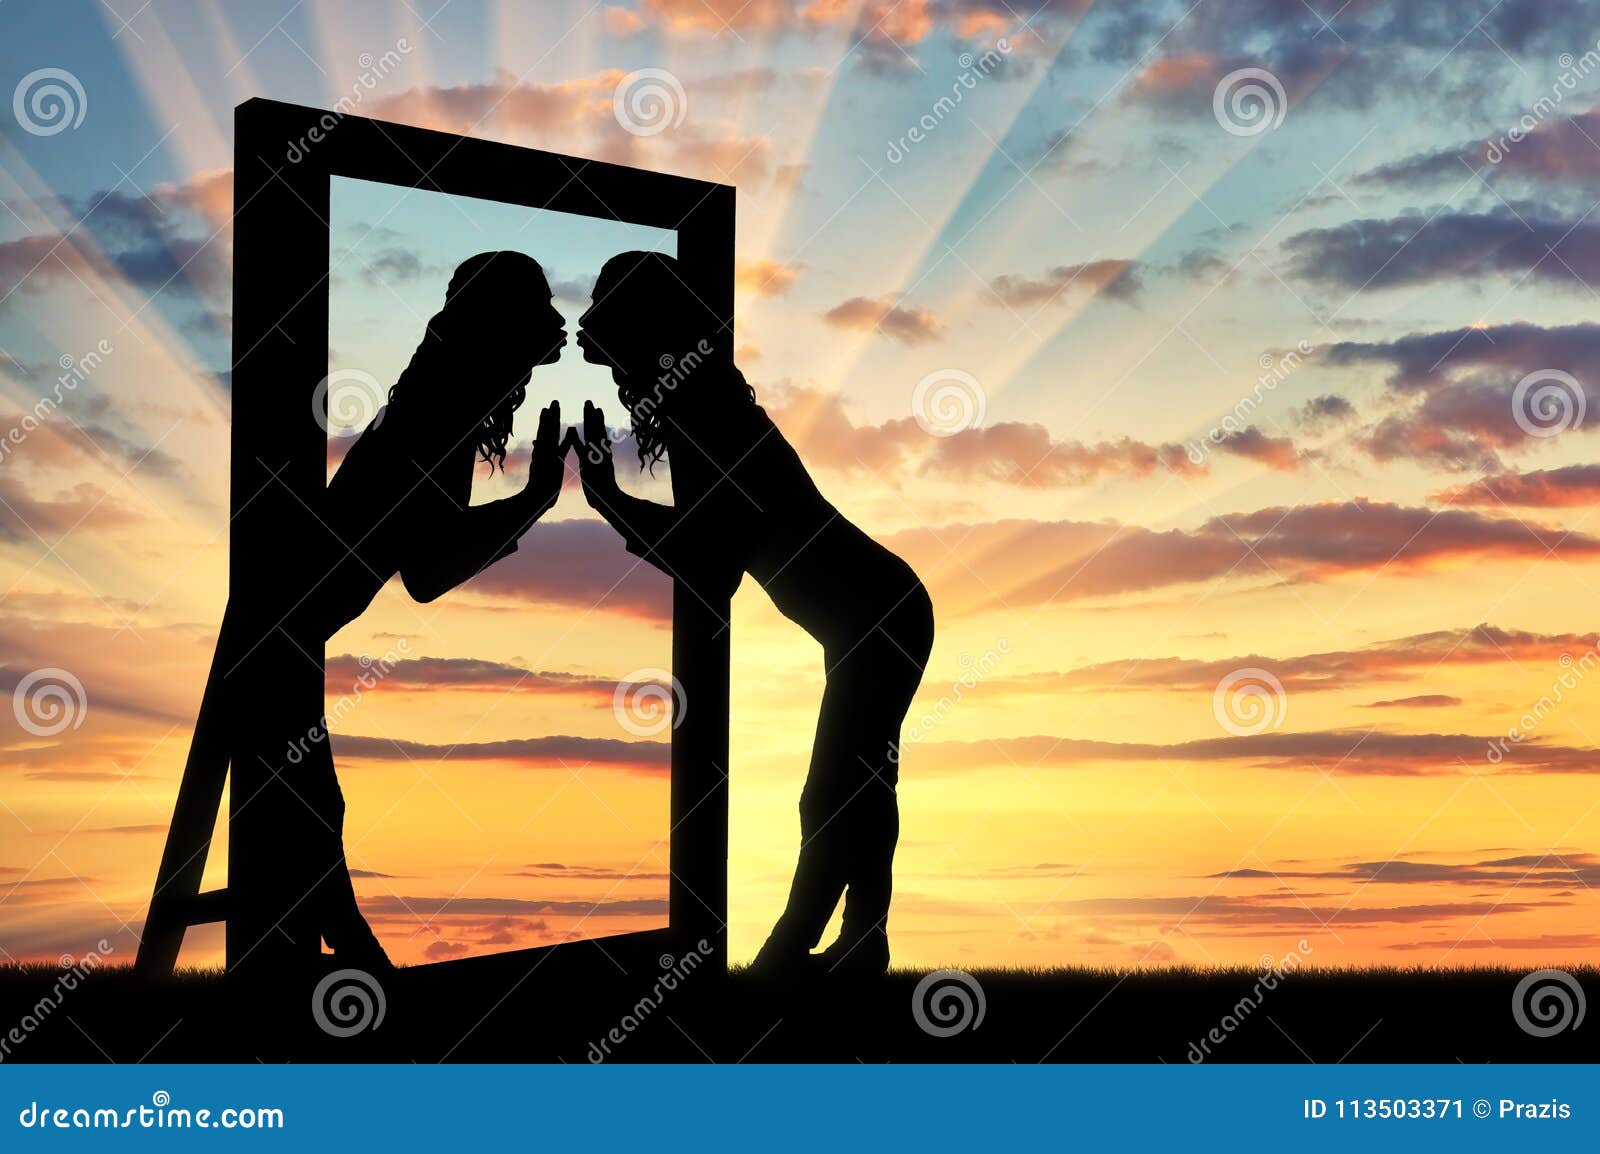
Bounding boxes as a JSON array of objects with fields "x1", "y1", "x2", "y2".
[
  {"x1": 303, "y1": 732, "x2": 391, "y2": 969},
  {"x1": 826, "y1": 583, "x2": 934, "y2": 972},
  {"x1": 753, "y1": 680, "x2": 859, "y2": 970}
]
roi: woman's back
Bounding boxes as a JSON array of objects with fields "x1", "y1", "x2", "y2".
[{"x1": 668, "y1": 399, "x2": 920, "y2": 648}]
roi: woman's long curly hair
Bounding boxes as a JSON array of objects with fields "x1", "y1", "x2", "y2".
[
  {"x1": 387, "y1": 251, "x2": 543, "y2": 471},
  {"x1": 598, "y1": 251, "x2": 755, "y2": 471}
]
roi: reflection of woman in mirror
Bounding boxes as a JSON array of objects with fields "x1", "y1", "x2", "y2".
[
  {"x1": 574, "y1": 251, "x2": 934, "y2": 977},
  {"x1": 292, "y1": 250, "x2": 569, "y2": 967}
]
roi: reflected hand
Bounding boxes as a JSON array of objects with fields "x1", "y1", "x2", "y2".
[
  {"x1": 578, "y1": 400, "x2": 621, "y2": 512},
  {"x1": 527, "y1": 400, "x2": 567, "y2": 515}
]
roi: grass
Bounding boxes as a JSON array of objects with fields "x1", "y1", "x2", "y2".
[{"x1": 1, "y1": 959, "x2": 1594, "y2": 1063}]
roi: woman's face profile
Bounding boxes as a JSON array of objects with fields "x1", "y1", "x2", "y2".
[
  {"x1": 524, "y1": 268, "x2": 568, "y2": 368},
  {"x1": 576, "y1": 260, "x2": 680, "y2": 372},
  {"x1": 443, "y1": 258, "x2": 567, "y2": 386},
  {"x1": 575, "y1": 266, "x2": 627, "y2": 369}
]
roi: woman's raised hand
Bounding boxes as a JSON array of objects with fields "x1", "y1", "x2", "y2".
[
  {"x1": 526, "y1": 400, "x2": 567, "y2": 515},
  {"x1": 578, "y1": 400, "x2": 621, "y2": 512}
]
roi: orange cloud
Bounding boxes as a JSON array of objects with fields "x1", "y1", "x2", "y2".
[
  {"x1": 1130, "y1": 51, "x2": 1219, "y2": 95},
  {"x1": 603, "y1": 6, "x2": 645, "y2": 35},
  {"x1": 922, "y1": 421, "x2": 1200, "y2": 487},
  {"x1": 986, "y1": 624, "x2": 1594, "y2": 696},
  {"x1": 887, "y1": 501, "x2": 1600, "y2": 615},
  {"x1": 1433, "y1": 465, "x2": 1600, "y2": 508},
  {"x1": 820, "y1": 295, "x2": 942, "y2": 344},
  {"x1": 1213, "y1": 426, "x2": 1299, "y2": 472},
  {"x1": 461, "y1": 518, "x2": 673, "y2": 621},
  {"x1": 916, "y1": 729, "x2": 1600, "y2": 776},
  {"x1": 988, "y1": 259, "x2": 1142, "y2": 307},
  {"x1": 332, "y1": 733, "x2": 671, "y2": 773},
  {"x1": 641, "y1": 0, "x2": 796, "y2": 33},
  {"x1": 954, "y1": 8, "x2": 1011, "y2": 39},
  {"x1": 735, "y1": 258, "x2": 803, "y2": 297},
  {"x1": 324, "y1": 654, "x2": 663, "y2": 701},
  {"x1": 763, "y1": 385, "x2": 1227, "y2": 487},
  {"x1": 370, "y1": 71, "x2": 777, "y2": 186}
]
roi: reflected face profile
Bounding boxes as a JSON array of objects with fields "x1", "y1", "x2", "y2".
[
  {"x1": 442, "y1": 251, "x2": 567, "y2": 385},
  {"x1": 525, "y1": 268, "x2": 568, "y2": 368}
]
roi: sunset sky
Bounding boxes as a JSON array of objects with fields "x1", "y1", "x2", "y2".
[{"x1": 6, "y1": 0, "x2": 1600, "y2": 972}]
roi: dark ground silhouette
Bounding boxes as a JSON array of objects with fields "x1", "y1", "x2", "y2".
[{"x1": 2, "y1": 961, "x2": 1593, "y2": 1064}]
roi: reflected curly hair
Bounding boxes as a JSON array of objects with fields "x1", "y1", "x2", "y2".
[{"x1": 388, "y1": 251, "x2": 543, "y2": 471}]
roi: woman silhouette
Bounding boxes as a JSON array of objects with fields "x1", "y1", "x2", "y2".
[
  {"x1": 574, "y1": 251, "x2": 934, "y2": 976},
  {"x1": 290, "y1": 250, "x2": 569, "y2": 967}
]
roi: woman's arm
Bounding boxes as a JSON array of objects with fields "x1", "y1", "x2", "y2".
[
  {"x1": 399, "y1": 401, "x2": 568, "y2": 603},
  {"x1": 576, "y1": 401, "x2": 742, "y2": 600}
]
